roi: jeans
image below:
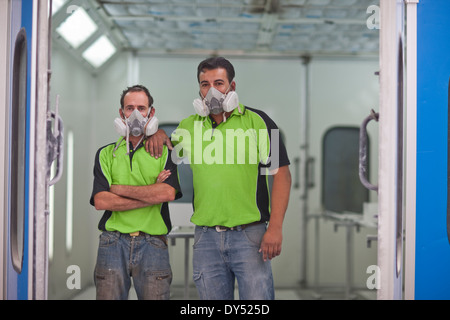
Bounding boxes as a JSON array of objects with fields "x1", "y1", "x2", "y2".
[
  {"x1": 94, "y1": 231, "x2": 172, "y2": 300},
  {"x1": 193, "y1": 223, "x2": 274, "y2": 300}
]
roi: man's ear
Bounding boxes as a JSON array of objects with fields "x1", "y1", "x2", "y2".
[
  {"x1": 119, "y1": 108, "x2": 125, "y2": 119},
  {"x1": 230, "y1": 80, "x2": 236, "y2": 91}
]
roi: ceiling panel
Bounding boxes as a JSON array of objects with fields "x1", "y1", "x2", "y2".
[
  {"x1": 51, "y1": 0, "x2": 379, "y2": 71},
  {"x1": 96, "y1": 0, "x2": 379, "y2": 56}
]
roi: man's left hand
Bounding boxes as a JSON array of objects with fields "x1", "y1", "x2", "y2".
[{"x1": 259, "y1": 228, "x2": 282, "y2": 261}]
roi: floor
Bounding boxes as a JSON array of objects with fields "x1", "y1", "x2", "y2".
[{"x1": 72, "y1": 284, "x2": 376, "y2": 300}]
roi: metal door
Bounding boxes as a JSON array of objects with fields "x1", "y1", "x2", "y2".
[{"x1": 3, "y1": 0, "x2": 62, "y2": 300}]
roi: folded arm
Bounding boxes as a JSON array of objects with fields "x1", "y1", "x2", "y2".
[
  {"x1": 93, "y1": 190, "x2": 150, "y2": 211},
  {"x1": 93, "y1": 169, "x2": 176, "y2": 211},
  {"x1": 109, "y1": 182, "x2": 176, "y2": 206}
]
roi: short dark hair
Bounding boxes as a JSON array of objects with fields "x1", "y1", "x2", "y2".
[
  {"x1": 120, "y1": 85, "x2": 153, "y2": 109},
  {"x1": 197, "y1": 57, "x2": 235, "y2": 83}
]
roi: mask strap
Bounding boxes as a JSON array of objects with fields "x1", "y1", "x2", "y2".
[
  {"x1": 126, "y1": 125, "x2": 130, "y2": 155},
  {"x1": 118, "y1": 113, "x2": 130, "y2": 154},
  {"x1": 137, "y1": 135, "x2": 145, "y2": 147},
  {"x1": 126, "y1": 130, "x2": 146, "y2": 155},
  {"x1": 225, "y1": 80, "x2": 233, "y2": 95},
  {"x1": 113, "y1": 136, "x2": 125, "y2": 157}
]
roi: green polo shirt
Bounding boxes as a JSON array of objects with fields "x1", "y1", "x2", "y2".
[
  {"x1": 171, "y1": 104, "x2": 289, "y2": 227},
  {"x1": 90, "y1": 137, "x2": 182, "y2": 235}
]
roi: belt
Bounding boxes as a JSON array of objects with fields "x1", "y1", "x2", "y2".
[
  {"x1": 127, "y1": 231, "x2": 167, "y2": 244},
  {"x1": 213, "y1": 221, "x2": 264, "y2": 232},
  {"x1": 129, "y1": 231, "x2": 145, "y2": 237}
]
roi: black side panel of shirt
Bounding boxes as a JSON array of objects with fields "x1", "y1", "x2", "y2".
[{"x1": 245, "y1": 106, "x2": 290, "y2": 222}]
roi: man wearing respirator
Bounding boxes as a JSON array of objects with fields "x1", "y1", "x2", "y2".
[
  {"x1": 90, "y1": 85, "x2": 182, "y2": 300},
  {"x1": 147, "y1": 57, "x2": 291, "y2": 300}
]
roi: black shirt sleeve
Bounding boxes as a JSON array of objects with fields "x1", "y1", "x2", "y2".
[
  {"x1": 246, "y1": 106, "x2": 290, "y2": 169},
  {"x1": 162, "y1": 149, "x2": 183, "y2": 201},
  {"x1": 89, "y1": 144, "x2": 112, "y2": 207}
]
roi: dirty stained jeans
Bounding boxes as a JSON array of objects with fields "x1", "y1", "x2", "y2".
[
  {"x1": 94, "y1": 231, "x2": 172, "y2": 300},
  {"x1": 193, "y1": 223, "x2": 274, "y2": 300}
]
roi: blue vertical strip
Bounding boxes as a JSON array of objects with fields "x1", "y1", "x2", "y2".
[
  {"x1": 416, "y1": 0, "x2": 450, "y2": 299},
  {"x1": 18, "y1": 0, "x2": 33, "y2": 300}
]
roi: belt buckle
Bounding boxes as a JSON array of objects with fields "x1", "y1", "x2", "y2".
[{"x1": 215, "y1": 226, "x2": 227, "y2": 232}]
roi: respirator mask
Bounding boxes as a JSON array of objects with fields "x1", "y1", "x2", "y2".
[
  {"x1": 193, "y1": 83, "x2": 240, "y2": 117},
  {"x1": 114, "y1": 108, "x2": 159, "y2": 137},
  {"x1": 113, "y1": 108, "x2": 159, "y2": 156}
]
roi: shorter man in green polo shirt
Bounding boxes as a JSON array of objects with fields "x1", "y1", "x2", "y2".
[{"x1": 90, "y1": 85, "x2": 182, "y2": 300}]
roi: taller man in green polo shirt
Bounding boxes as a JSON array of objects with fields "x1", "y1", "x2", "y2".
[
  {"x1": 147, "y1": 57, "x2": 291, "y2": 300},
  {"x1": 90, "y1": 85, "x2": 182, "y2": 299}
]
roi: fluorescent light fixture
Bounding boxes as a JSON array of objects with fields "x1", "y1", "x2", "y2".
[
  {"x1": 82, "y1": 35, "x2": 117, "y2": 68},
  {"x1": 51, "y1": 0, "x2": 68, "y2": 15},
  {"x1": 56, "y1": 7, "x2": 98, "y2": 49}
]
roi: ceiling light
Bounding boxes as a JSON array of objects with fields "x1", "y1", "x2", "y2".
[
  {"x1": 56, "y1": 7, "x2": 98, "y2": 49},
  {"x1": 82, "y1": 35, "x2": 117, "y2": 68},
  {"x1": 51, "y1": 0, "x2": 68, "y2": 15}
]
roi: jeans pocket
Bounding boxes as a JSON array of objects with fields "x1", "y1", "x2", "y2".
[
  {"x1": 192, "y1": 271, "x2": 206, "y2": 299},
  {"x1": 145, "y1": 235, "x2": 168, "y2": 249},
  {"x1": 242, "y1": 224, "x2": 265, "y2": 247},
  {"x1": 94, "y1": 268, "x2": 124, "y2": 300},
  {"x1": 99, "y1": 231, "x2": 119, "y2": 247},
  {"x1": 145, "y1": 269, "x2": 172, "y2": 300},
  {"x1": 193, "y1": 226, "x2": 205, "y2": 248}
]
